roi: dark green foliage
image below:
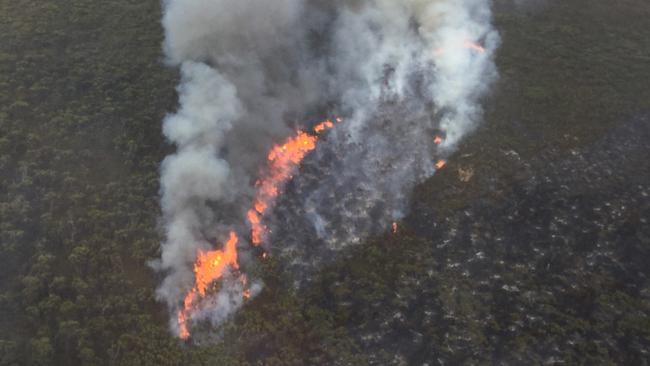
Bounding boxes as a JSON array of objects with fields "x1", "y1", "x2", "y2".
[
  {"x1": 1, "y1": 0, "x2": 649, "y2": 365},
  {"x1": 0, "y1": 1, "x2": 182, "y2": 364}
]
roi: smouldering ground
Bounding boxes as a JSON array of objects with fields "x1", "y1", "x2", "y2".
[{"x1": 0, "y1": 0, "x2": 649, "y2": 364}]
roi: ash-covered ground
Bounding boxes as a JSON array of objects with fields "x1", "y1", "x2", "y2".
[
  {"x1": 257, "y1": 2, "x2": 650, "y2": 362},
  {"x1": 2, "y1": 1, "x2": 649, "y2": 365},
  {"x1": 289, "y1": 114, "x2": 650, "y2": 365}
]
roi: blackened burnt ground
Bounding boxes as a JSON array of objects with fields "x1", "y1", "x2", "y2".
[
  {"x1": 258, "y1": 1, "x2": 650, "y2": 364},
  {"x1": 347, "y1": 115, "x2": 650, "y2": 365},
  {"x1": 1, "y1": 0, "x2": 649, "y2": 365},
  {"x1": 234, "y1": 1, "x2": 650, "y2": 365}
]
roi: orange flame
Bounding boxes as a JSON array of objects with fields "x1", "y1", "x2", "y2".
[
  {"x1": 194, "y1": 231, "x2": 239, "y2": 296},
  {"x1": 177, "y1": 308, "x2": 190, "y2": 340},
  {"x1": 314, "y1": 120, "x2": 334, "y2": 133},
  {"x1": 177, "y1": 231, "x2": 240, "y2": 340},
  {"x1": 436, "y1": 160, "x2": 447, "y2": 169},
  {"x1": 434, "y1": 135, "x2": 444, "y2": 145},
  {"x1": 392, "y1": 222, "x2": 398, "y2": 234},
  {"x1": 434, "y1": 41, "x2": 486, "y2": 57},
  {"x1": 178, "y1": 119, "x2": 339, "y2": 339},
  {"x1": 463, "y1": 40, "x2": 486, "y2": 54},
  {"x1": 247, "y1": 119, "x2": 336, "y2": 245}
]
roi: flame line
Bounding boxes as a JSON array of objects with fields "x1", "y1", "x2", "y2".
[
  {"x1": 247, "y1": 119, "x2": 338, "y2": 246},
  {"x1": 177, "y1": 119, "x2": 339, "y2": 339}
]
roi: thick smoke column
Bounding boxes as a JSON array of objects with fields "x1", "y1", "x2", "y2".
[
  {"x1": 276, "y1": 0, "x2": 499, "y2": 273},
  {"x1": 153, "y1": 0, "x2": 499, "y2": 338}
]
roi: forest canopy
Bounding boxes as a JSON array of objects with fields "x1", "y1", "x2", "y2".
[{"x1": 1, "y1": 0, "x2": 649, "y2": 365}]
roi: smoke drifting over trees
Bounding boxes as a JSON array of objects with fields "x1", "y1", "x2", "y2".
[
  {"x1": 154, "y1": 0, "x2": 499, "y2": 337},
  {"x1": 3, "y1": 0, "x2": 650, "y2": 363}
]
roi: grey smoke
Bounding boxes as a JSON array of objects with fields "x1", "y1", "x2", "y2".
[{"x1": 154, "y1": 0, "x2": 499, "y2": 338}]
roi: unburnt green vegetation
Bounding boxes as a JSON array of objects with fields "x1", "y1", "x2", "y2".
[{"x1": 1, "y1": 0, "x2": 649, "y2": 365}]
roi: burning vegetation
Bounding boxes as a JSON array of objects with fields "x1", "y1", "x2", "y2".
[
  {"x1": 4, "y1": 0, "x2": 650, "y2": 364},
  {"x1": 155, "y1": 0, "x2": 499, "y2": 341},
  {"x1": 177, "y1": 120, "x2": 338, "y2": 339},
  {"x1": 248, "y1": 119, "x2": 340, "y2": 246}
]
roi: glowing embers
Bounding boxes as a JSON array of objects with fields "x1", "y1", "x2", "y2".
[
  {"x1": 462, "y1": 40, "x2": 486, "y2": 54},
  {"x1": 178, "y1": 231, "x2": 240, "y2": 340},
  {"x1": 313, "y1": 120, "x2": 334, "y2": 133},
  {"x1": 433, "y1": 133, "x2": 447, "y2": 170},
  {"x1": 247, "y1": 119, "x2": 339, "y2": 246},
  {"x1": 433, "y1": 40, "x2": 486, "y2": 57}
]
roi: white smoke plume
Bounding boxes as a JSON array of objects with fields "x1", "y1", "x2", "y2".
[{"x1": 153, "y1": 0, "x2": 499, "y2": 338}]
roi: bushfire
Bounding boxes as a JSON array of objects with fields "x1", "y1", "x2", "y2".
[
  {"x1": 177, "y1": 119, "x2": 338, "y2": 339},
  {"x1": 248, "y1": 119, "x2": 340, "y2": 245},
  {"x1": 433, "y1": 40, "x2": 486, "y2": 57}
]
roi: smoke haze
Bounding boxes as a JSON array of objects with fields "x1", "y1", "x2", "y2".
[{"x1": 153, "y1": 0, "x2": 499, "y2": 338}]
